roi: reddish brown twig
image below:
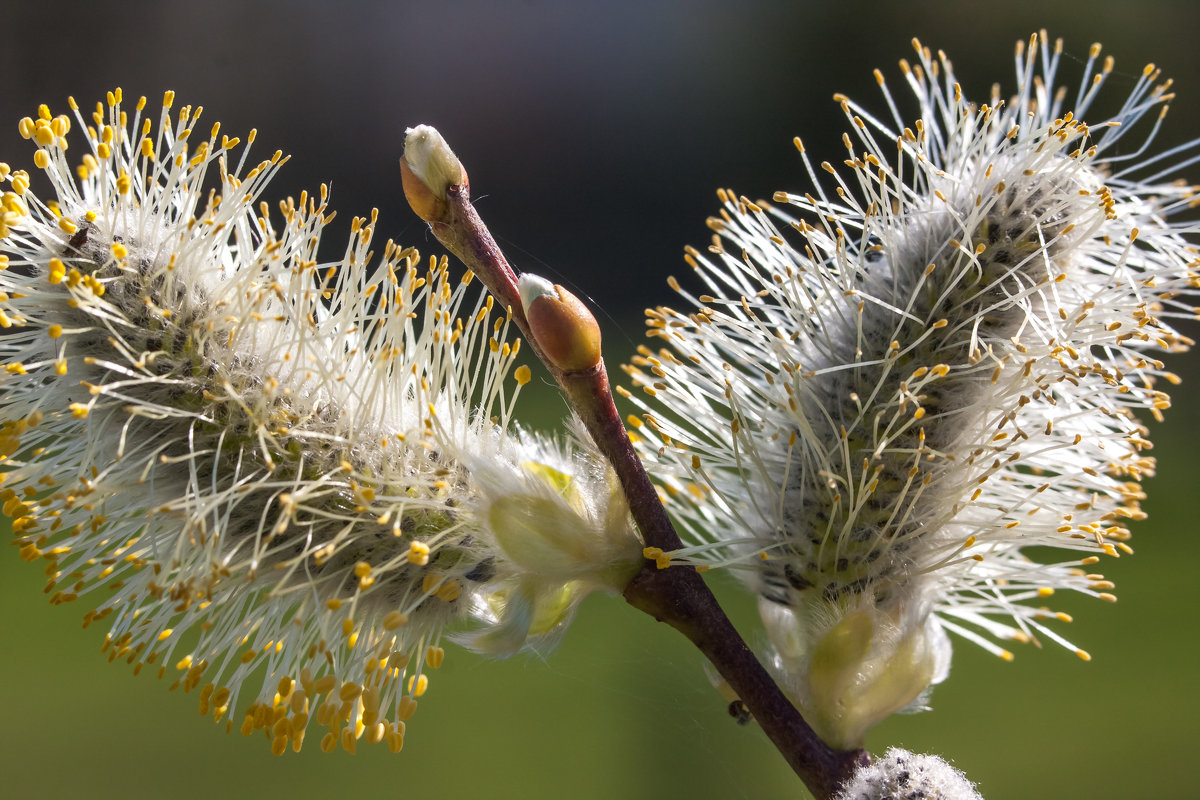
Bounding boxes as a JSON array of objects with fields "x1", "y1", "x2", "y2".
[{"x1": 401, "y1": 127, "x2": 868, "y2": 799}]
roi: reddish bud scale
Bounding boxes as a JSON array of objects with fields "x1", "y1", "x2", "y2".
[{"x1": 526, "y1": 284, "x2": 602, "y2": 372}]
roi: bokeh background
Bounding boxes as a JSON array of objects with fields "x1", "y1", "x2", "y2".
[{"x1": 2, "y1": 1, "x2": 1199, "y2": 798}]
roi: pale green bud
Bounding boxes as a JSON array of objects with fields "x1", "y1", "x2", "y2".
[{"x1": 762, "y1": 597, "x2": 951, "y2": 749}]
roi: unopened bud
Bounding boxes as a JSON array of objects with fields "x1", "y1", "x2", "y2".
[
  {"x1": 761, "y1": 599, "x2": 950, "y2": 750},
  {"x1": 401, "y1": 125, "x2": 467, "y2": 222},
  {"x1": 518, "y1": 274, "x2": 602, "y2": 372}
]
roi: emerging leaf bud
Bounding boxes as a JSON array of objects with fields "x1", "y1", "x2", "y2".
[
  {"x1": 518, "y1": 274, "x2": 602, "y2": 372},
  {"x1": 761, "y1": 598, "x2": 950, "y2": 750},
  {"x1": 401, "y1": 124, "x2": 467, "y2": 222}
]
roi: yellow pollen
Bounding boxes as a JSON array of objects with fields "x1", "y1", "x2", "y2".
[
  {"x1": 406, "y1": 541, "x2": 430, "y2": 566},
  {"x1": 435, "y1": 580, "x2": 461, "y2": 602},
  {"x1": 425, "y1": 646, "x2": 445, "y2": 669},
  {"x1": 398, "y1": 696, "x2": 417, "y2": 720}
]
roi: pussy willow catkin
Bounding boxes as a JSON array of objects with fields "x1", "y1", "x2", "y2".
[{"x1": 626, "y1": 34, "x2": 1199, "y2": 747}]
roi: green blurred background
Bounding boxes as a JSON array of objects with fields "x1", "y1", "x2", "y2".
[{"x1": 3, "y1": 1, "x2": 1199, "y2": 797}]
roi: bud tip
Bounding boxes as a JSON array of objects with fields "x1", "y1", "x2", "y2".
[{"x1": 401, "y1": 124, "x2": 466, "y2": 222}]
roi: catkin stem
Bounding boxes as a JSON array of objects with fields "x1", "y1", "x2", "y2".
[{"x1": 406, "y1": 167, "x2": 867, "y2": 800}]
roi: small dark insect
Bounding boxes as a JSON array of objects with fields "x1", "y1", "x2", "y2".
[
  {"x1": 66, "y1": 221, "x2": 90, "y2": 254},
  {"x1": 728, "y1": 699, "x2": 753, "y2": 726}
]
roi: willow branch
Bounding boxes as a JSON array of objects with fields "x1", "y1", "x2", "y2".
[{"x1": 400, "y1": 126, "x2": 867, "y2": 799}]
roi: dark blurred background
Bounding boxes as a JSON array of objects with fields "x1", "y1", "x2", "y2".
[{"x1": 2, "y1": 1, "x2": 1199, "y2": 798}]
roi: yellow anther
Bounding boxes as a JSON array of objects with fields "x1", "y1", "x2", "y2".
[
  {"x1": 406, "y1": 540, "x2": 430, "y2": 566},
  {"x1": 33, "y1": 150, "x2": 50, "y2": 169},
  {"x1": 383, "y1": 610, "x2": 408, "y2": 630},
  {"x1": 425, "y1": 646, "x2": 445, "y2": 669},
  {"x1": 34, "y1": 125, "x2": 55, "y2": 148},
  {"x1": 514, "y1": 365, "x2": 531, "y2": 385},
  {"x1": 341, "y1": 618, "x2": 354, "y2": 637},
  {"x1": 407, "y1": 674, "x2": 428, "y2": 697},
  {"x1": 364, "y1": 722, "x2": 386, "y2": 745},
  {"x1": 435, "y1": 580, "x2": 461, "y2": 602}
]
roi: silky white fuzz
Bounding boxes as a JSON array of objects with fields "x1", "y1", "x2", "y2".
[
  {"x1": 0, "y1": 90, "x2": 636, "y2": 754},
  {"x1": 626, "y1": 34, "x2": 1199, "y2": 747},
  {"x1": 835, "y1": 749, "x2": 983, "y2": 800}
]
